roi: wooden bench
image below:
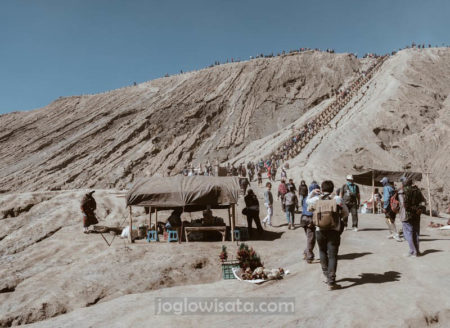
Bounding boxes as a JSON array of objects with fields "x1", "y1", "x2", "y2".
[{"x1": 184, "y1": 226, "x2": 226, "y2": 242}]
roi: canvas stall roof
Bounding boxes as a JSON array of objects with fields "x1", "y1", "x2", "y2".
[
  {"x1": 126, "y1": 175, "x2": 240, "y2": 211},
  {"x1": 352, "y1": 169, "x2": 422, "y2": 187}
]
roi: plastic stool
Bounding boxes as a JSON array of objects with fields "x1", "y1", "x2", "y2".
[
  {"x1": 239, "y1": 227, "x2": 249, "y2": 241},
  {"x1": 233, "y1": 229, "x2": 241, "y2": 241},
  {"x1": 147, "y1": 230, "x2": 159, "y2": 242},
  {"x1": 168, "y1": 230, "x2": 179, "y2": 242}
]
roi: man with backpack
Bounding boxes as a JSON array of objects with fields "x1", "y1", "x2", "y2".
[
  {"x1": 340, "y1": 175, "x2": 360, "y2": 231},
  {"x1": 307, "y1": 180, "x2": 349, "y2": 290},
  {"x1": 398, "y1": 177, "x2": 425, "y2": 256},
  {"x1": 380, "y1": 177, "x2": 402, "y2": 242}
]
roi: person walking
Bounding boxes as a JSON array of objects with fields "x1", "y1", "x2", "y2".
[
  {"x1": 380, "y1": 177, "x2": 402, "y2": 241},
  {"x1": 340, "y1": 175, "x2": 360, "y2": 231},
  {"x1": 298, "y1": 180, "x2": 308, "y2": 206},
  {"x1": 284, "y1": 186, "x2": 298, "y2": 229},
  {"x1": 399, "y1": 177, "x2": 425, "y2": 257},
  {"x1": 307, "y1": 180, "x2": 349, "y2": 290},
  {"x1": 287, "y1": 178, "x2": 296, "y2": 193},
  {"x1": 262, "y1": 182, "x2": 274, "y2": 227},
  {"x1": 300, "y1": 182, "x2": 316, "y2": 263},
  {"x1": 257, "y1": 168, "x2": 263, "y2": 187},
  {"x1": 278, "y1": 178, "x2": 288, "y2": 212},
  {"x1": 243, "y1": 189, "x2": 264, "y2": 238}
]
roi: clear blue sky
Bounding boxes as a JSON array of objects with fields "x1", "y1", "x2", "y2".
[{"x1": 1, "y1": 0, "x2": 449, "y2": 114}]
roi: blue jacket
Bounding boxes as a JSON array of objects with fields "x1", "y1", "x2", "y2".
[
  {"x1": 382, "y1": 185, "x2": 394, "y2": 209},
  {"x1": 302, "y1": 183, "x2": 318, "y2": 216}
]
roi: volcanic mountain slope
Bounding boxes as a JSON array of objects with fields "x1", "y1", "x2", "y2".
[
  {"x1": 0, "y1": 51, "x2": 365, "y2": 192},
  {"x1": 231, "y1": 48, "x2": 450, "y2": 211}
]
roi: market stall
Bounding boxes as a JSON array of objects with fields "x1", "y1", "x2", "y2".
[{"x1": 125, "y1": 175, "x2": 241, "y2": 242}]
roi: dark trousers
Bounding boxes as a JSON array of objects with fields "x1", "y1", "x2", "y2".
[
  {"x1": 246, "y1": 210, "x2": 263, "y2": 237},
  {"x1": 402, "y1": 216, "x2": 420, "y2": 255},
  {"x1": 316, "y1": 229, "x2": 341, "y2": 284},
  {"x1": 303, "y1": 227, "x2": 316, "y2": 260},
  {"x1": 300, "y1": 215, "x2": 315, "y2": 260},
  {"x1": 343, "y1": 203, "x2": 358, "y2": 228}
]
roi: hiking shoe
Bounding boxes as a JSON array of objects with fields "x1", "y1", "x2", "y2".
[
  {"x1": 353, "y1": 227, "x2": 358, "y2": 232},
  {"x1": 288, "y1": 224, "x2": 292, "y2": 230},
  {"x1": 393, "y1": 234, "x2": 403, "y2": 242},
  {"x1": 387, "y1": 234, "x2": 394, "y2": 239},
  {"x1": 328, "y1": 283, "x2": 342, "y2": 291},
  {"x1": 263, "y1": 221, "x2": 267, "y2": 228}
]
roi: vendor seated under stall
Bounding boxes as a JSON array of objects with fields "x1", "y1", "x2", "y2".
[
  {"x1": 165, "y1": 208, "x2": 182, "y2": 230},
  {"x1": 201, "y1": 208, "x2": 225, "y2": 226}
]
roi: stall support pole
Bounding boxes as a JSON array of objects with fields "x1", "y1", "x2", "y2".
[
  {"x1": 149, "y1": 207, "x2": 152, "y2": 229},
  {"x1": 231, "y1": 204, "x2": 236, "y2": 242},
  {"x1": 155, "y1": 210, "x2": 158, "y2": 232},
  {"x1": 426, "y1": 172, "x2": 432, "y2": 217},
  {"x1": 128, "y1": 206, "x2": 134, "y2": 243},
  {"x1": 372, "y1": 170, "x2": 375, "y2": 214}
]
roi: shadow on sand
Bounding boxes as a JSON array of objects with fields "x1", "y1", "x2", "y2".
[
  {"x1": 337, "y1": 271, "x2": 401, "y2": 289},
  {"x1": 419, "y1": 239, "x2": 449, "y2": 242},
  {"x1": 420, "y1": 249, "x2": 443, "y2": 256},
  {"x1": 247, "y1": 229, "x2": 285, "y2": 241},
  {"x1": 357, "y1": 228, "x2": 388, "y2": 231},
  {"x1": 338, "y1": 252, "x2": 373, "y2": 260}
]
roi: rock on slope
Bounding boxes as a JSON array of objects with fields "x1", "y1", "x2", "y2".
[{"x1": 0, "y1": 51, "x2": 363, "y2": 192}]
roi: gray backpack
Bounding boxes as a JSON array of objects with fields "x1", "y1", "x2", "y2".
[{"x1": 313, "y1": 196, "x2": 341, "y2": 229}]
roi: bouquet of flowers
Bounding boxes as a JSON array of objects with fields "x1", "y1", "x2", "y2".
[
  {"x1": 237, "y1": 243, "x2": 263, "y2": 271},
  {"x1": 219, "y1": 245, "x2": 228, "y2": 262}
]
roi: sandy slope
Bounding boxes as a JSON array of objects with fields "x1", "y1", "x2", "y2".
[{"x1": 0, "y1": 51, "x2": 363, "y2": 192}]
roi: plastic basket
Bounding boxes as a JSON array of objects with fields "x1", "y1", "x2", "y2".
[{"x1": 221, "y1": 260, "x2": 240, "y2": 280}]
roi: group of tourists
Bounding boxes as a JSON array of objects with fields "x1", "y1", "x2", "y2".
[
  {"x1": 239, "y1": 171, "x2": 427, "y2": 291},
  {"x1": 182, "y1": 162, "x2": 215, "y2": 176},
  {"x1": 302, "y1": 175, "x2": 425, "y2": 290}
]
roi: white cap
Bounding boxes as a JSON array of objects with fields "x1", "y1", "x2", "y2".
[{"x1": 346, "y1": 175, "x2": 354, "y2": 181}]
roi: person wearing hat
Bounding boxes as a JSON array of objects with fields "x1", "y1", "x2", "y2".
[
  {"x1": 380, "y1": 177, "x2": 402, "y2": 242},
  {"x1": 81, "y1": 191, "x2": 98, "y2": 233},
  {"x1": 340, "y1": 175, "x2": 360, "y2": 231}
]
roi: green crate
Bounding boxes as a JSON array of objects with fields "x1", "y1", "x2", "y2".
[{"x1": 221, "y1": 261, "x2": 240, "y2": 280}]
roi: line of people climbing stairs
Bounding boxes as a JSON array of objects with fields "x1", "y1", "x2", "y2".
[{"x1": 271, "y1": 55, "x2": 389, "y2": 162}]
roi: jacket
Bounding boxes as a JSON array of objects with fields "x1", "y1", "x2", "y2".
[
  {"x1": 382, "y1": 185, "x2": 395, "y2": 210},
  {"x1": 284, "y1": 192, "x2": 298, "y2": 207},
  {"x1": 264, "y1": 190, "x2": 273, "y2": 206}
]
